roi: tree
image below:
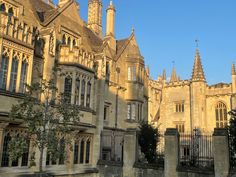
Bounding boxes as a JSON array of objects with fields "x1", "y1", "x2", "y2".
[
  {"x1": 228, "y1": 109, "x2": 236, "y2": 167},
  {"x1": 9, "y1": 74, "x2": 81, "y2": 174},
  {"x1": 138, "y1": 121, "x2": 160, "y2": 164}
]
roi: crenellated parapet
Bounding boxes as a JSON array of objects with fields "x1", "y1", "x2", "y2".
[
  {"x1": 206, "y1": 83, "x2": 232, "y2": 97},
  {"x1": 0, "y1": 11, "x2": 34, "y2": 47},
  {"x1": 59, "y1": 45, "x2": 95, "y2": 71},
  {"x1": 164, "y1": 80, "x2": 190, "y2": 88}
]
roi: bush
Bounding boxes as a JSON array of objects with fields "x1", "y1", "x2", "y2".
[{"x1": 138, "y1": 121, "x2": 160, "y2": 163}]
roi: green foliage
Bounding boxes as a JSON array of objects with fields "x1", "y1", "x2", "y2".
[
  {"x1": 138, "y1": 121, "x2": 160, "y2": 164},
  {"x1": 8, "y1": 136, "x2": 28, "y2": 161},
  {"x1": 9, "y1": 75, "x2": 81, "y2": 171},
  {"x1": 228, "y1": 109, "x2": 236, "y2": 167}
]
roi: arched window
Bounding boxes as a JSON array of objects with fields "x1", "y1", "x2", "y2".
[
  {"x1": 85, "y1": 140, "x2": 90, "y2": 164},
  {"x1": 1, "y1": 133, "x2": 11, "y2": 167},
  {"x1": 12, "y1": 134, "x2": 19, "y2": 167},
  {"x1": 73, "y1": 39, "x2": 77, "y2": 47},
  {"x1": 86, "y1": 82, "x2": 91, "y2": 108},
  {"x1": 0, "y1": 54, "x2": 9, "y2": 90},
  {"x1": 75, "y1": 78, "x2": 80, "y2": 105},
  {"x1": 21, "y1": 139, "x2": 30, "y2": 166},
  {"x1": 0, "y1": 3, "x2": 6, "y2": 12},
  {"x1": 62, "y1": 34, "x2": 66, "y2": 44},
  {"x1": 64, "y1": 76, "x2": 72, "y2": 104},
  {"x1": 215, "y1": 102, "x2": 228, "y2": 128},
  {"x1": 9, "y1": 57, "x2": 18, "y2": 92},
  {"x1": 67, "y1": 37, "x2": 71, "y2": 46},
  {"x1": 80, "y1": 140, "x2": 85, "y2": 163},
  {"x1": 80, "y1": 80, "x2": 85, "y2": 106},
  {"x1": 59, "y1": 138, "x2": 65, "y2": 165},
  {"x1": 73, "y1": 143, "x2": 79, "y2": 164},
  {"x1": 19, "y1": 60, "x2": 28, "y2": 93},
  {"x1": 8, "y1": 7, "x2": 14, "y2": 17}
]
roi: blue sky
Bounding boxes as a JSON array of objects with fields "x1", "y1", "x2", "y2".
[{"x1": 54, "y1": 0, "x2": 236, "y2": 85}]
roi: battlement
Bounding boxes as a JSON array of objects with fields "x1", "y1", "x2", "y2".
[
  {"x1": 59, "y1": 45, "x2": 95, "y2": 70},
  {"x1": 165, "y1": 80, "x2": 190, "y2": 88},
  {"x1": 0, "y1": 11, "x2": 33, "y2": 46}
]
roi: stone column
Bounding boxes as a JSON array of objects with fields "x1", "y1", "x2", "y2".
[
  {"x1": 164, "y1": 128, "x2": 179, "y2": 177},
  {"x1": 123, "y1": 129, "x2": 137, "y2": 177},
  {"x1": 213, "y1": 128, "x2": 229, "y2": 177}
]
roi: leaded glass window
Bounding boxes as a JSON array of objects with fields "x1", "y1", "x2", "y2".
[
  {"x1": 215, "y1": 102, "x2": 227, "y2": 128},
  {"x1": 9, "y1": 57, "x2": 18, "y2": 92},
  {"x1": 0, "y1": 54, "x2": 9, "y2": 90}
]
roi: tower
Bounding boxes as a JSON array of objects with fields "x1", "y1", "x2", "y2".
[
  {"x1": 88, "y1": 0, "x2": 102, "y2": 38},
  {"x1": 190, "y1": 48, "x2": 207, "y2": 131},
  {"x1": 106, "y1": 1, "x2": 116, "y2": 37}
]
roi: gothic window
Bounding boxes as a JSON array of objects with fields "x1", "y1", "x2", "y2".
[
  {"x1": 21, "y1": 140, "x2": 30, "y2": 166},
  {"x1": 62, "y1": 34, "x2": 66, "y2": 44},
  {"x1": 8, "y1": 7, "x2": 14, "y2": 17},
  {"x1": 19, "y1": 60, "x2": 28, "y2": 93},
  {"x1": 138, "y1": 103, "x2": 143, "y2": 121},
  {"x1": 85, "y1": 140, "x2": 90, "y2": 164},
  {"x1": 73, "y1": 39, "x2": 77, "y2": 47},
  {"x1": 128, "y1": 66, "x2": 136, "y2": 81},
  {"x1": 215, "y1": 102, "x2": 227, "y2": 128},
  {"x1": 175, "y1": 102, "x2": 184, "y2": 113},
  {"x1": 75, "y1": 78, "x2": 80, "y2": 105},
  {"x1": 0, "y1": 54, "x2": 9, "y2": 90},
  {"x1": 12, "y1": 134, "x2": 20, "y2": 167},
  {"x1": 59, "y1": 138, "x2": 65, "y2": 165},
  {"x1": 67, "y1": 37, "x2": 71, "y2": 46},
  {"x1": 9, "y1": 57, "x2": 18, "y2": 92},
  {"x1": 64, "y1": 76, "x2": 72, "y2": 104},
  {"x1": 0, "y1": 3, "x2": 6, "y2": 12},
  {"x1": 1, "y1": 133, "x2": 11, "y2": 167},
  {"x1": 105, "y1": 62, "x2": 110, "y2": 81},
  {"x1": 73, "y1": 143, "x2": 79, "y2": 164},
  {"x1": 127, "y1": 103, "x2": 136, "y2": 120},
  {"x1": 80, "y1": 140, "x2": 85, "y2": 163},
  {"x1": 80, "y1": 80, "x2": 85, "y2": 106},
  {"x1": 86, "y1": 82, "x2": 91, "y2": 107}
]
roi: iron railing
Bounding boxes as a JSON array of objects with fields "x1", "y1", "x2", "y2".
[
  {"x1": 229, "y1": 134, "x2": 236, "y2": 170},
  {"x1": 179, "y1": 131, "x2": 214, "y2": 170}
]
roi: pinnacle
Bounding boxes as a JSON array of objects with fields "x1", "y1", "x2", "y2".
[{"x1": 191, "y1": 48, "x2": 206, "y2": 81}]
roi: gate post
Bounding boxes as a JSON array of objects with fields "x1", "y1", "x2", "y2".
[
  {"x1": 164, "y1": 128, "x2": 179, "y2": 177},
  {"x1": 213, "y1": 128, "x2": 230, "y2": 177}
]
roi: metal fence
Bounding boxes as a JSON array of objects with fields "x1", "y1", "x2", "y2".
[{"x1": 179, "y1": 132, "x2": 214, "y2": 170}]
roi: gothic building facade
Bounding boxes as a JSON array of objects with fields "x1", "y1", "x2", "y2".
[
  {"x1": 0, "y1": 0, "x2": 149, "y2": 176},
  {"x1": 149, "y1": 48, "x2": 236, "y2": 134}
]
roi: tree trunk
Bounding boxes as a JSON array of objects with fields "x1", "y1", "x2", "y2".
[{"x1": 39, "y1": 145, "x2": 44, "y2": 173}]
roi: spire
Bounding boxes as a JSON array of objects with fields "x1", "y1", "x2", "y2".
[
  {"x1": 232, "y1": 63, "x2": 236, "y2": 75},
  {"x1": 191, "y1": 48, "x2": 206, "y2": 81},
  {"x1": 162, "y1": 69, "x2": 166, "y2": 80},
  {"x1": 170, "y1": 67, "x2": 177, "y2": 82}
]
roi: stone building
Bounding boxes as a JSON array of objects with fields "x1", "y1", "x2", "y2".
[
  {"x1": 149, "y1": 48, "x2": 236, "y2": 133},
  {"x1": 0, "y1": 0, "x2": 149, "y2": 176}
]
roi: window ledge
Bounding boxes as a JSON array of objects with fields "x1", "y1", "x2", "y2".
[
  {"x1": 97, "y1": 159, "x2": 123, "y2": 167},
  {"x1": 0, "y1": 89, "x2": 25, "y2": 99}
]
